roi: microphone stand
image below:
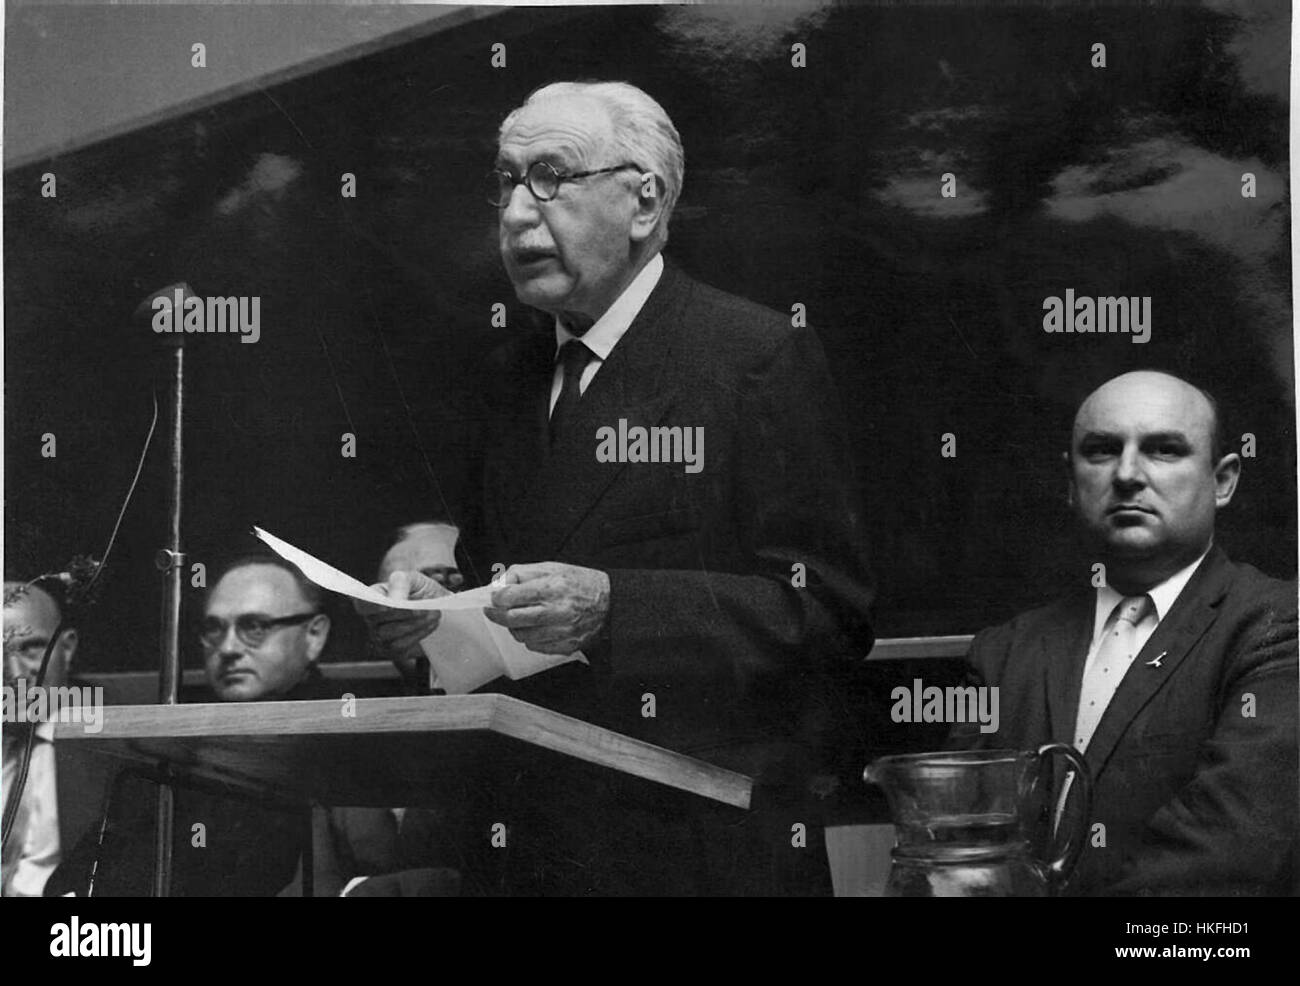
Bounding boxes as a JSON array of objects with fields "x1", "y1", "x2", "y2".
[
  {"x1": 157, "y1": 337, "x2": 185, "y2": 709},
  {"x1": 141, "y1": 284, "x2": 192, "y2": 897}
]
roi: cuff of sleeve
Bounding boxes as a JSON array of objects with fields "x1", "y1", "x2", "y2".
[{"x1": 341, "y1": 875, "x2": 370, "y2": 897}]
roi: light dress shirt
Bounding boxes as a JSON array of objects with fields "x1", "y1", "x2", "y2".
[
  {"x1": 548, "y1": 253, "x2": 664, "y2": 415},
  {"x1": 2, "y1": 720, "x2": 60, "y2": 896}
]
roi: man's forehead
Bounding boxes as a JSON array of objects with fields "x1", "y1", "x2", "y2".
[
  {"x1": 498, "y1": 95, "x2": 612, "y2": 164},
  {"x1": 1074, "y1": 374, "x2": 1213, "y2": 440},
  {"x1": 207, "y1": 566, "x2": 305, "y2": 613},
  {"x1": 3, "y1": 584, "x2": 60, "y2": 629}
]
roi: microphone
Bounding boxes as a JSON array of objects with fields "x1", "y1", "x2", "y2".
[
  {"x1": 25, "y1": 556, "x2": 104, "y2": 609},
  {"x1": 134, "y1": 282, "x2": 197, "y2": 347}
]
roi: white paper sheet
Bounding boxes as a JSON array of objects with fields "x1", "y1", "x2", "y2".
[
  {"x1": 254, "y1": 526, "x2": 494, "y2": 611},
  {"x1": 419, "y1": 609, "x2": 508, "y2": 695},
  {"x1": 421, "y1": 610, "x2": 585, "y2": 694},
  {"x1": 254, "y1": 526, "x2": 586, "y2": 693}
]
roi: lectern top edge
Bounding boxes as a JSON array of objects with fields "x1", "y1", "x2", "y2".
[{"x1": 55, "y1": 693, "x2": 755, "y2": 809}]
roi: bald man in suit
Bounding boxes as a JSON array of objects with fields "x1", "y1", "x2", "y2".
[{"x1": 952, "y1": 371, "x2": 1297, "y2": 895}]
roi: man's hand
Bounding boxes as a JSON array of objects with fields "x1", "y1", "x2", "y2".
[
  {"x1": 485, "y1": 562, "x2": 610, "y2": 656},
  {"x1": 354, "y1": 570, "x2": 448, "y2": 662}
]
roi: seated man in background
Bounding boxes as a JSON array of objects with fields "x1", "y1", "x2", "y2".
[
  {"x1": 379, "y1": 522, "x2": 465, "y2": 592},
  {"x1": 48, "y1": 555, "x2": 337, "y2": 895},
  {"x1": 200, "y1": 555, "x2": 334, "y2": 704},
  {"x1": 2, "y1": 577, "x2": 79, "y2": 896},
  {"x1": 951, "y1": 370, "x2": 1297, "y2": 895},
  {"x1": 374, "y1": 521, "x2": 464, "y2": 693}
]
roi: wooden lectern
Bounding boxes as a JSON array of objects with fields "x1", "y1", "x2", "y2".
[{"x1": 56, "y1": 694, "x2": 754, "y2": 895}]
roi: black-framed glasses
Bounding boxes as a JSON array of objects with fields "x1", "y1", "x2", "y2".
[
  {"x1": 199, "y1": 612, "x2": 321, "y2": 649},
  {"x1": 485, "y1": 160, "x2": 645, "y2": 207}
]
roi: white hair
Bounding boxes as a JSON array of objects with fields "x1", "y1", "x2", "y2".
[{"x1": 499, "y1": 81, "x2": 685, "y2": 248}]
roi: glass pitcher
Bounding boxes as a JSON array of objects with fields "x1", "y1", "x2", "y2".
[{"x1": 862, "y1": 743, "x2": 1091, "y2": 896}]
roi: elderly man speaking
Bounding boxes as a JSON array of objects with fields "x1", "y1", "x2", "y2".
[{"x1": 361, "y1": 81, "x2": 874, "y2": 895}]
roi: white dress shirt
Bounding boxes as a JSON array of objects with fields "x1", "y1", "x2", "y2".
[
  {"x1": 548, "y1": 252, "x2": 664, "y2": 416},
  {"x1": 1, "y1": 721, "x2": 60, "y2": 896},
  {"x1": 1054, "y1": 545, "x2": 1212, "y2": 827},
  {"x1": 1082, "y1": 544, "x2": 1212, "y2": 701}
]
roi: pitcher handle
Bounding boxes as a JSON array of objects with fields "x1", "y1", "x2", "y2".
[{"x1": 1035, "y1": 742, "x2": 1092, "y2": 890}]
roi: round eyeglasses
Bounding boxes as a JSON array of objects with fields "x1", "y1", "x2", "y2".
[
  {"x1": 199, "y1": 612, "x2": 321, "y2": 649},
  {"x1": 485, "y1": 161, "x2": 645, "y2": 207}
]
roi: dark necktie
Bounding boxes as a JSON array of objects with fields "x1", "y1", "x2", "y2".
[{"x1": 549, "y1": 339, "x2": 596, "y2": 447}]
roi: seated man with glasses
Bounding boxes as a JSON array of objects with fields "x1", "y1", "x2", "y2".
[
  {"x1": 200, "y1": 555, "x2": 332, "y2": 703},
  {"x1": 50, "y1": 555, "x2": 459, "y2": 896},
  {"x1": 48, "y1": 556, "x2": 336, "y2": 895}
]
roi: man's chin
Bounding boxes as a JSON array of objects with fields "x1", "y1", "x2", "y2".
[
  {"x1": 1109, "y1": 530, "x2": 1156, "y2": 548},
  {"x1": 1086, "y1": 524, "x2": 1159, "y2": 559},
  {"x1": 509, "y1": 273, "x2": 572, "y2": 312},
  {"x1": 215, "y1": 680, "x2": 262, "y2": 702}
]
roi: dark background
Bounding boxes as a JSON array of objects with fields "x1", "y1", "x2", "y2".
[{"x1": 5, "y1": 2, "x2": 1294, "y2": 673}]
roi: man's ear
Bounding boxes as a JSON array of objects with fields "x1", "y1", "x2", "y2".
[
  {"x1": 628, "y1": 172, "x2": 666, "y2": 244},
  {"x1": 50, "y1": 627, "x2": 78, "y2": 684},
  {"x1": 304, "y1": 614, "x2": 331, "y2": 665},
  {"x1": 1213, "y1": 452, "x2": 1241, "y2": 508}
]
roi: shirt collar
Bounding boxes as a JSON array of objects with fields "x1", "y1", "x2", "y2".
[
  {"x1": 554, "y1": 252, "x2": 664, "y2": 361},
  {"x1": 1092, "y1": 542, "x2": 1213, "y2": 642}
]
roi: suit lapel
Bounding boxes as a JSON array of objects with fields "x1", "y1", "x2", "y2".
[
  {"x1": 1045, "y1": 592, "x2": 1095, "y2": 747},
  {"x1": 1082, "y1": 548, "x2": 1232, "y2": 777},
  {"x1": 513, "y1": 263, "x2": 691, "y2": 557}
]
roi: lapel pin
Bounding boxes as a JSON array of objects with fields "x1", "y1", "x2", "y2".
[{"x1": 1146, "y1": 652, "x2": 1166, "y2": 668}]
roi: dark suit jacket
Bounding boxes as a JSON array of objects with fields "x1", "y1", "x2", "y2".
[
  {"x1": 473, "y1": 261, "x2": 873, "y2": 770},
  {"x1": 280, "y1": 807, "x2": 460, "y2": 898},
  {"x1": 951, "y1": 546, "x2": 1298, "y2": 896},
  {"x1": 450, "y1": 260, "x2": 875, "y2": 893}
]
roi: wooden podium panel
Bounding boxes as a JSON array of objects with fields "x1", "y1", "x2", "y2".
[{"x1": 54, "y1": 694, "x2": 753, "y2": 810}]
